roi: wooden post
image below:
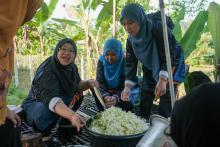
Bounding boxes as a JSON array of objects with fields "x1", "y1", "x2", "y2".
[{"x1": 13, "y1": 37, "x2": 19, "y2": 87}]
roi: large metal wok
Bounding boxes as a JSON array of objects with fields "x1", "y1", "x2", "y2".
[{"x1": 85, "y1": 115, "x2": 147, "y2": 147}]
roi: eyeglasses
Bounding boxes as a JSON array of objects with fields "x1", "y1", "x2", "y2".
[{"x1": 59, "y1": 47, "x2": 75, "y2": 53}]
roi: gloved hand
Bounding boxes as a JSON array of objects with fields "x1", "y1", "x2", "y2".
[
  {"x1": 154, "y1": 77, "x2": 168, "y2": 97},
  {"x1": 104, "y1": 96, "x2": 117, "y2": 108},
  {"x1": 121, "y1": 86, "x2": 131, "y2": 102}
]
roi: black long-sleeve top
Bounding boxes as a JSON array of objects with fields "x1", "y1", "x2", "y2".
[
  {"x1": 22, "y1": 60, "x2": 81, "y2": 108},
  {"x1": 96, "y1": 59, "x2": 125, "y2": 98},
  {"x1": 125, "y1": 21, "x2": 176, "y2": 91}
]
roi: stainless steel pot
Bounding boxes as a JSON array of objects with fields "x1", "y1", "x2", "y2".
[{"x1": 136, "y1": 114, "x2": 177, "y2": 147}]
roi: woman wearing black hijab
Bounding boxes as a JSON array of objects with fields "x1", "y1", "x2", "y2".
[
  {"x1": 171, "y1": 83, "x2": 220, "y2": 147},
  {"x1": 22, "y1": 38, "x2": 98, "y2": 133}
]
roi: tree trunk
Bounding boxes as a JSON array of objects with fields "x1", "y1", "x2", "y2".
[
  {"x1": 29, "y1": 54, "x2": 33, "y2": 82},
  {"x1": 13, "y1": 37, "x2": 19, "y2": 87},
  {"x1": 23, "y1": 26, "x2": 33, "y2": 82},
  {"x1": 81, "y1": 56, "x2": 85, "y2": 80},
  {"x1": 216, "y1": 59, "x2": 220, "y2": 82},
  {"x1": 39, "y1": 32, "x2": 44, "y2": 56}
]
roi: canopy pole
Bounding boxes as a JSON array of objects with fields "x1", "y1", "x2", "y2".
[
  {"x1": 112, "y1": 0, "x2": 116, "y2": 38},
  {"x1": 159, "y1": 0, "x2": 176, "y2": 109}
]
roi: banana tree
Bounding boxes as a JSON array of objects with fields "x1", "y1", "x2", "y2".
[
  {"x1": 207, "y1": 2, "x2": 220, "y2": 82},
  {"x1": 177, "y1": 2, "x2": 220, "y2": 82},
  {"x1": 53, "y1": 1, "x2": 97, "y2": 58},
  {"x1": 28, "y1": 0, "x2": 58, "y2": 55},
  {"x1": 179, "y1": 10, "x2": 208, "y2": 58},
  {"x1": 52, "y1": 0, "x2": 109, "y2": 79}
]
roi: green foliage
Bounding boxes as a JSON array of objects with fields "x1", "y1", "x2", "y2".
[
  {"x1": 208, "y1": 2, "x2": 220, "y2": 60},
  {"x1": 53, "y1": 18, "x2": 78, "y2": 27},
  {"x1": 90, "y1": 0, "x2": 105, "y2": 10},
  {"x1": 82, "y1": 0, "x2": 91, "y2": 9},
  {"x1": 186, "y1": 35, "x2": 214, "y2": 74},
  {"x1": 7, "y1": 84, "x2": 28, "y2": 105},
  {"x1": 35, "y1": 2, "x2": 49, "y2": 25},
  {"x1": 172, "y1": 7, "x2": 185, "y2": 41},
  {"x1": 180, "y1": 11, "x2": 208, "y2": 59},
  {"x1": 171, "y1": 0, "x2": 209, "y2": 17},
  {"x1": 35, "y1": 0, "x2": 58, "y2": 25},
  {"x1": 96, "y1": 1, "x2": 113, "y2": 28}
]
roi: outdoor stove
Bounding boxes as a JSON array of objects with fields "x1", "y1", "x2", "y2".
[{"x1": 21, "y1": 93, "x2": 100, "y2": 147}]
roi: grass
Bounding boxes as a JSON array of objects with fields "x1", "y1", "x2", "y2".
[
  {"x1": 7, "y1": 83, "x2": 28, "y2": 105},
  {"x1": 7, "y1": 68, "x2": 30, "y2": 105}
]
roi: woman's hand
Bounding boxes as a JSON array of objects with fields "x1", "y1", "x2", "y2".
[
  {"x1": 54, "y1": 100, "x2": 85, "y2": 132},
  {"x1": 6, "y1": 108, "x2": 21, "y2": 128},
  {"x1": 155, "y1": 77, "x2": 168, "y2": 97},
  {"x1": 69, "y1": 113, "x2": 86, "y2": 132},
  {"x1": 121, "y1": 86, "x2": 131, "y2": 102},
  {"x1": 87, "y1": 79, "x2": 99, "y2": 88},
  {"x1": 104, "y1": 96, "x2": 117, "y2": 108},
  {"x1": 78, "y1": 79, "x2": 99, "y2": 91}
]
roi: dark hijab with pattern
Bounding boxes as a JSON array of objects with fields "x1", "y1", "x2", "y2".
[
  {"x1": 34, "y1": 38, "x2": 79, "y2": 97},
  {"x1": 171, "y1": 83, "x2": 220, "y2": 147},
  {"x1": 120, "y1": 3, "x2": 160, "y2": 81}
]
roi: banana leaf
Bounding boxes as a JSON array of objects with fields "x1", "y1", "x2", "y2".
[
  {"x1": 35, "y1": 0, "x2": 58, "y2": 25},
  {"x1": 180, "y1": 11, "x2": 208, "y2": 59},
  {"x1": 173, "y1": 7, "x2": 185, "y2": 42},
  {"x1": 207, "y1": 2, "x2": 220, "y2": 61},
  {"x1": 96, "y1": 1, "x2": 113, "y2": 28}
]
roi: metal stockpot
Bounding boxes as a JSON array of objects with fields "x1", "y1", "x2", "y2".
[{"x1": 136, "y1": 114, "x2": 177, "y2": 147}]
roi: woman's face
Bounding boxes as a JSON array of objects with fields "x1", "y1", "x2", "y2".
[
  {"x1": 57, "y1": 43, "x2": 76, "y2": 66},
  {"x1": 105, "y1": 50, "x2": 117, "y2": 64},
  {"x1": 121, "y1": 19, "x2": 140, "y2": 36}
]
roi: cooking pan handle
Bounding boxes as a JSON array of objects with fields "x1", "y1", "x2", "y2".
[{"x1": 90, "y1": 87, "x2": 105, "y2": 111}]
